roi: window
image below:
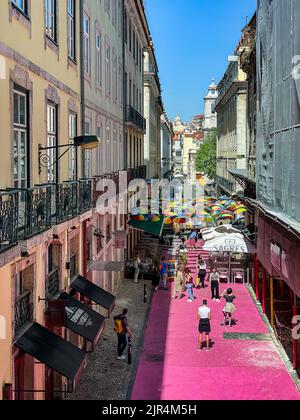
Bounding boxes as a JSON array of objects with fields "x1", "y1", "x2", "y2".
[
  {"x1": 13, "y1": 89, "x2": 28, "y2": 189},
  {"x1": 133, "y1": 29, "x2": 135, "y2": 60},
  {"x1": 12, "y1": 0, "x2": 28, "y2": 15},
  {"x1": 96, "y1": 124, "x2": 103, "y2": 175},
  {"x1": 47, "y1": 103, "x2": 57, "y2": 183},
  {"x1": 96, "y1": 30, "x2": 102, "y2": 86},
  {"x1": 112, "y1": 0, "x2": 117, "y2": 27},
  {"x1": 106, "y1": 123, "x2": 111, "y2": 173},
  {"x1": 69, "y1": 113, "x2": 77, "y2": 180},
  {"x1": 45, "y1": 0, "x2": 57, "y2": 42},
  {"x1": 67, "y1": 0, "x2": 76, "y2": 60},
  {"x1": 129, "y1": 20, "x2": 132, "y2": 52},
  {"x1": 83, "y1": 13, "x2": 90, "y2": 75},
  {"x1": 105, "y1": 40, "x2": 111, "y2": 96}
]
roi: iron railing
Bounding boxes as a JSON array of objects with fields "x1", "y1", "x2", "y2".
[
  {"x1": 79, "y1": 179, "x2": 92, "y2": 214},
  {"x1": 24, "y1": 186, "x2": 52, "y2": 238},
  {"x1": 215, "y1": 175, "x2": 234, "y2": 193},
  {"x1": 0, "y1": 190, "x2": 19, "y2": 252},
  {"x1": 125, "y1": 105, "x2": 146, "y2": 133},
  {"x1": 56, "y1": 182, "x2": 78, "y2": 224},
  {"x1": 15, "y1": 291, "x2": 33, "y2": 335}
]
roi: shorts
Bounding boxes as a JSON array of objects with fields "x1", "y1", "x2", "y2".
[{"x1": 198, "y1": 319, "x2": 211, "y2": 334}]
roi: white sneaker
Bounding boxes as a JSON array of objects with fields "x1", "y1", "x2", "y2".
[
  {"x1": 213, "y1": 298, "x2": 216, "y2": 302},
  {"x1": 118, "y1": 356, "x2": 126, "y2": 360},
  {"x1": 188, "y1": 299, "x2": 193, "y2": 302}
]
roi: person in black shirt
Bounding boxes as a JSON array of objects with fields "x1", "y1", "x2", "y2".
[
  {"x1": 114, "y1": 309, "x2": 134, "y2": 360},
  {"x1": 221, "y1": 288, "x2": 236, "y2": 327}
]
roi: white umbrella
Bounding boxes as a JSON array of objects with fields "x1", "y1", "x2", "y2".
[
  {"x1": 202, "y1": 225, "x2": 242, "y2": 242},
  {"x1": 203, "y1": 233, "x2": 256, "y2": 254}
]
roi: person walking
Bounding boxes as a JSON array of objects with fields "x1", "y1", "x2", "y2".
[
  {"x1": 114, "y1": 309, "x2": 134, "y2": 360},
  {"x1": 133, "y1": 254, "x2": 141, "y2": 284},
  {"x1": 197, "y1": 257, "x2": 207, "y2": 289},
  {"x1": 221, "y1": 288, "x2": 237, "y2": 327},
  {"x1": 151, "y1": 261, "x2": 160, "y2": 292},
  {"x1": 173, "y1": 265, "x2": 184, "y2": 299},
  {"x1": 209, "y1": 267, "x2": 220, "y2": 302},
  {"x1": 185, "y1": 269, "x2": 195, "y2": 302},
  {"x1": 197, "y1": 300, "x2": 211, "y2": 352},
  {"x1": 159, "y1": 256, "x2": 168, "y2": 290}
]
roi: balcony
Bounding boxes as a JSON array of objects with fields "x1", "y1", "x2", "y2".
[
  {"x1": 215, "y1": 175, "x2": 234, "y2": 194},
  {"x1": 15, "y1": 291, "x2": 33, "y2": 335},
  {"x1": 70, "y1": 254, "x2": 77, "y2": 279},
  {"x1": 0, "y1": 190, "x2": 19, "y2": 252},
  {"x1": 79, "y1": 179, "x2": 92, "y2": 214},
  {"x1": 125, "y1": 105, "x2": 146, "y2": 133},
  {"x1": 56, "y1": 182, "x2": 78, "y2": 224}
]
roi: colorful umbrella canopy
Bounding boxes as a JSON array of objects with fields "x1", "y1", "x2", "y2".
[
  {"x1": 218, "y1": 214, "x2": 234, "y2": 220},
  {"x1": 174, "y1": 217, "x2": 188, "y2": 224},
  {"x1": 164, "y1": 217, "x2": 174, "y2": 225},
  {"x1": 234, "y1": 208, "x2": 248, "y2": 215},
  {"x1": 130, "y1": 214, "x2": 145, "y2": 221}
]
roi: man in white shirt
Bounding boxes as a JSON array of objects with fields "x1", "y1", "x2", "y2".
[
  {"x1": 197, "y1": 300, "x2": 212, "y2": 352},
  {"x1": 133, "y1": 255, "x2": 141, "y2": 284}
]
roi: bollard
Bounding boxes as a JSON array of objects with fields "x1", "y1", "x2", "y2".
[
  {"x1": 128, "y1": 337, "x2": 132, "y2": 365},
  {"x1": 144, "y1": 284, "x2": 148, "y2": 303}
]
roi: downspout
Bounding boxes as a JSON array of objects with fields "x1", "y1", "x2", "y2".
[
  {"x1": 79, "y1": 0, "x2": 85, "y2": 180},
  {"x1": 122, "y1": 0, "x2": 127, "y2": 171}
]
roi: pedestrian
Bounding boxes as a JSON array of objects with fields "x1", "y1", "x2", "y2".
[
  {"x1": 209, "y1": 267, "x2": 220, "y2": 302},
  {"x1": 133, "y1": 254, "x2": 141, "y2": 284},
  {"x1": 189, "y1": 230, "x2": 197, "y2": 250},
  {"x1": 114, "y1": 309, "x2": 134, "y2": 360},
  {"x1": 197, "y1": 300, "x2": 211, "y2": 352},
  {"x1": 151, "y1": 261, "x2": 160, "y2": 292},
  {"x1": 221, "y1": 288, "x2": 236, "y2": 327},
  {"x1": 197, "y1": 257, "x2": 207, "y2": 289},
  {"x1": 173, "y1": 265, "x2": 184, "y2": 299},
  {"x1": 159, "y1": 256, "x2": 168, "y2": 290},
  {"x1": 185, "y1": 269, "x2": 195, "y2": 302}
]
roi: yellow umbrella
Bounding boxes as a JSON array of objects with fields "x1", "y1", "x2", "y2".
[
  {"x1": 234, "y1": 208, "x2": 248, "y2": 214},
  {"x1": 164, "y1": 217, "x2": 174, "y2": 225}
]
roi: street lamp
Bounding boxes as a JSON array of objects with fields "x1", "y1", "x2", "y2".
[{"x1": 38, "y1": 135, "x2": 99, "y2": 178}]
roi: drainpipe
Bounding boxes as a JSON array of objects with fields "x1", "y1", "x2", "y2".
[
  {"x1": 122, "y1": 0, "x2": 127, "y2": 171},
  {"x1": 293, "y1": 294, "x2": 298, "y2": 370},
  {"x1": 83, "y1": 220, "x2": 88, "y2": 279},
  {"x1": 79, "y1": 0, "x2": 85, "y2": 179}
]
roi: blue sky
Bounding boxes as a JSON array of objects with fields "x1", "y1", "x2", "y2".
[{"x1": 145, "y1": 0, "x2": 256, "y2": 121}]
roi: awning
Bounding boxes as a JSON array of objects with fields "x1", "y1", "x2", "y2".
[
  {"x1": 15, "y1": 323, "x2": 86, "y2": 382},
  {"x1": 128, "y1": 216, "x2": 164, "y2": 237},
  {"x1": 59, "y1": 292, "x2": 105, "y2": 349},
  {"x1": 228, "y1": 169, "x2": 256, "y2": 199},
  {"x1": 70, "y1": 276, "x2": 115, "y2": 315},
  {"x1": 89, "y1": 261, "x2": 124, "y2": 272}
]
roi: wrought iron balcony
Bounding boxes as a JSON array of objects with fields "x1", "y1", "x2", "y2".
[
  {"x1": 79, "y1": 179, "x2": 92, "y2": 214},
  {"x1": 56, "y1": 182, "x2": 78, "y2": 224},
  {"x1": 125, "y1": 105, "x2": 146, "y2": 133},
  {"x1": 46, "y1": 268, "x2": 60, "y2": 300},
  {"x1": 0, "y1": 190, "x2": 19, "y2": 252},
  {"x1": 24, "y1": 186, "x2": 52, "y2": 239},
  {"x1": 215, "y1": 175, "x2": 234, "y2": 193},
  {"x1": 15, "y1": 291, "x2": 33, "y2": 335}
]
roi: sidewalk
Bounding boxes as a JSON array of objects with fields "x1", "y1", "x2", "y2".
[
  {"x1": 131, "y1": 247, "x2": 300, "y2": 400},
  {"x1": 67, "y1": 279, "x2": 152, "y2": 401}
]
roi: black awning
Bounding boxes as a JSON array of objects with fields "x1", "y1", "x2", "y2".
[
  {"x1": 59, "y1": 292, "x2": 105, "y2": 347},
  {"x1": 70, "y1": 276, "x2": 115, "y2": 315},
  {"x1": 15, "y1": 323, "x2": 86, "y2": 382}
]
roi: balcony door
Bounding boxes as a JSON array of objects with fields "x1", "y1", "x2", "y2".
[{"x1": 13, "y1": 88, "x2": 29, "y2": 190}]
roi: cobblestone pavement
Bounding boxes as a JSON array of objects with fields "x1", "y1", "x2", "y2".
[{"x1": 67, "y1": 278, "x2": 153, "y2": 401}]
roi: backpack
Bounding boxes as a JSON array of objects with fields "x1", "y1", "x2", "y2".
[{"x1": 114, "y1": 317, "x2": 124, "y2": 334}]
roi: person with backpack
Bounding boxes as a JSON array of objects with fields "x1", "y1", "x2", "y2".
[
  {"x1": 159, "y1": 256, "x2": 168, "y2": 290},
  {"x1": 114, "y1": 309, "x2": 134, "y2": 360}
]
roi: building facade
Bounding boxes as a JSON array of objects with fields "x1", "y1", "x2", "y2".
[
  {"x1": 160, "y1": 113, "x2": 173, "y2": 179},
  {"x1": 0, "y1": 0, "x2": 162, "y2": 401},
  {"x1": 144, "y1": 44, "x2": 163, "y2": 179},
  {"x1": 253, "y1": 0, "x2": 300, "y2": 372},
  {"x1": 215, "y1": 45, "x2": 247, "y2": 196}
]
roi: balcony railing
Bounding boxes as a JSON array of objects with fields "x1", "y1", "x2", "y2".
[
  {"x1": 25, "y1": 186, "x2": 52, "y2": 238},
  {"x1": 15, "y1": 291, "x2": 33, "y2": 335},
  {"x1": 215, "y1": 175, "x2": 234, "y2": 193},
  {"x1": 0, "y1": 190, "x2": 19, "y2": 252},
  {"x1": 56, "y1": 182, "x2": 78, "y2": 224},
  {"x1": 79, "y1": 179, "x2": 92, "y2": 214},
  {"x1": 125, "y1": 105, "x2": 146, "y2": 133}
]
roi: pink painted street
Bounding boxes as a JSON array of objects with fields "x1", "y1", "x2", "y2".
[{"x1": 132, "y1": 243, "x2": 300, "y2": 401}]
